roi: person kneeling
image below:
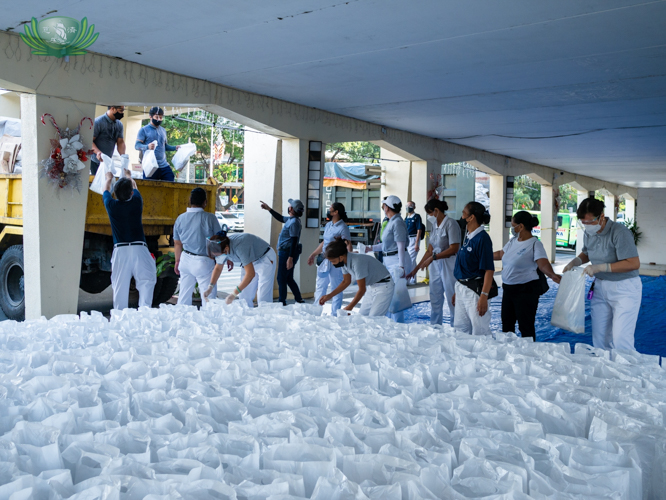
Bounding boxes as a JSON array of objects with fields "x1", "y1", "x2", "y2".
[{"x1": 319, "y1": 238, "x2": 394, "y2": 317}]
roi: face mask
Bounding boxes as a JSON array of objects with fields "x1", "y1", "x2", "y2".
[
  {"x1": 332, "y1": 261, "x2": 345, "y2": 268},
  {"x1": 584, "y1": 223, "x2": 601, "y2": 235},
  {"x1": 113, "y1": 112, "x2": 124, "y2": 120},
  {"x1": 407, "y1": 206, "x2": 414, "y2": 213},
  {"x1": 151, "y1": 118, "x2": 162, "y2": 127},
  {"x1": 427, "y1": 215, "x2": 437, "y2": 226},
  {"x1": 326, "y1": 211, "x2": 331, "y2": 219},
  {"x1": 511, "y1": 226, "x2": 519, "y2": 237}
]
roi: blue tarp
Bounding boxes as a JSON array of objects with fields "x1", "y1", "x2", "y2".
[
  {"x1": 324, "y1": 162, "x2": 379, "y2": 183},
  {"x1": 403, "y1": 275, "x2": 666, "y2": 358}
]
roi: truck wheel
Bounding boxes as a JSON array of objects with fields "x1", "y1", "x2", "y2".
[
  {"x1": 79, "y1": 271, "x2": 112, "y2": 294},
  {"x1": 127, "y1": 275, "x2": 179, "y2": 308},
  {"x1": 0, "y1": 245, "x2": 25, "y2": 321}
]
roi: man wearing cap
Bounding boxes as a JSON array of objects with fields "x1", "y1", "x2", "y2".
[
  {"x1": 173, "y1": 187, "x2": 224, "y2": 306},
  {"x1": 102, "y1": 168, "x2": 156, "y2": 310},
  {"x1": 91, "y1": 106, "x2": 126, "y2": 175},
  {"x1": 261, "y1": 198, "x2": 305, "y2": 306},
  {"x1": 135, "y1": 106, "x2": 180, "y2": 181}
]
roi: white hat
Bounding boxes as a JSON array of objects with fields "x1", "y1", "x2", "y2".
[{"x1": 383, "y1": 195, "x2": 401, "y2": 210}]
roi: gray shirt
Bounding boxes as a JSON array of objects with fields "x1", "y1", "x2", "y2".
[
  {"x1": 582, "y1": 219, "x2": 639, "y2": 281},
  {"x1": 382, "y1": 214, "x2": 408, "y2": 253},
  {"x1": 92, "y1": 114, "x2": 123, "y2": 163},
  {"x1": 215, "y1": 233, "x2": 270, "y2": 267},
  {"x1": 343, "y1": 252, "x2": 391, "y2": 286},
  {"x1": 430, "y1": 216, "x2": 462, "y2": 254},
  {"x1": 173, "y1": 208, "x2": 221, "y2": 256}
]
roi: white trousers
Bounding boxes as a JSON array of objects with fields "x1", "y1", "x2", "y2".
[
  {"x1": 239, "y1": 248, "x2": 277, "y2": 307},
  {"x1": 591, "y1": 277, "x2": 642, "y2": 351},
  {"x1": 314, "y1": 260, "x2": 344, "y2": 316},
  {"x1": 429, "y1": 257, "x2": 457, "y2": 326},
  {"x1": 110, "y1": 244, "x2": 157, "y2": 310},
  {"x1": 383, "y1": 254, "x2": 408, "y2": 323},
  {"x1": 453, "y1": 281, "x2": 491, "y2": 336},
  {"x1": 177, "y1": 253, "x2": 216, "y2": 306},
  {"x1": 359, "y1": 280, "x2": 395, "y2": 317},
  {"x1": 407, "y1": 236, "x2": 419, "y2": 284}
]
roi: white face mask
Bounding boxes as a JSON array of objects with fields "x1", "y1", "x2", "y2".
[
  {"x1": 584, "y1": 223, "x2": 601, "y2": 235},
  {"x1": 511, "y1": 226, "x2": 519, "y2": 237},
  {"x1": 427, "y1": 215, "x2": 437, "y2": 226}
]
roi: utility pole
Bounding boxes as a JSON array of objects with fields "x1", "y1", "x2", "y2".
[{"x1": 210, "y1": 122, "x2": 215, "y2": 179}]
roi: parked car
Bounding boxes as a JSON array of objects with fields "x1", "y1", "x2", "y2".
[{"x1": 216, "y1": 212, "x2": 244, "y2": 232}]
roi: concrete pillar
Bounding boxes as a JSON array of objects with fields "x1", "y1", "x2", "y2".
[
  {"x1": 21, "y1": 94, "x2": 96, "y2": 319},
  {"x1": 489, "y1": 175, "x2": 510, "y2": 264},
  {"x1": 540, "y1": 186, "x2": 557, "y2": 263},
  {"x1": 604, "y1": 194, "x2": 617, "y2": 221},
  {"x1": 411, "y1": 159, "x2": 440, "y2": 278},
  {"x1": 282, "y1": 138, "x2": 320, "y2": 297},
  {"x1": 380, "y1": 148, "x2": 410, "y2": 206},
  {"x1": 123, "y1": 111, "x2": 144, "y2": 170},
  {"x1": 575, "y1": 190, "x2": 587, "y2": 255}
]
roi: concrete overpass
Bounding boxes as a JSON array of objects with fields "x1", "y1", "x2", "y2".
[{"x1": 0, "y1": 0, "x2": 664, "y2": 318}]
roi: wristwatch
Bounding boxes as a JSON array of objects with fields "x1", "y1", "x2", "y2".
[{"x1": 432, "y1": 253, "x2": 438, "y2": 261}]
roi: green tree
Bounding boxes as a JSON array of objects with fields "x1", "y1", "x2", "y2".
[
  {"x1": 558, "y1": 184, "x2": 578, "y2": 212},
  {"x1": 327, "y1": 142, "x2": 380, "y2": 162},
  {"x1": 148, "y1": 113, "x2": 244, "y2": 183},
  {"x1": 513, "y1": 176, "x2": 541, "y2": 210}
]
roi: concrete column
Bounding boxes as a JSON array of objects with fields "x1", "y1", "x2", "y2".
[
  {"x1": 575, "y1": 190, "x2": 587, "y2": 255},
  {"x1": 244, "y1": 129, "x2": 282, "y2": 255},
  {"x1": 540, "y1": 186, "x2": 557, "y2": 263},
  {"x1": 123, "y1": 111, "x2": 144, "y2": 171},
  {"x1": 21, "y1": 94, "x2": 96, "y2": 319},
  {"x1": 411, "y1": 159, "x2": 440, "y2": 278},
  {"x1": 489, "y1": 174, "x2": 510, "y2": 265},
  {"x1": 380, "y1": 148, "x2": 410, "y2": 206},
  {"x1": 604, "y1": 194, "x2": 617, "y2": 221},
  {"x1": 282, "y1": 138, "x2": 319, "y2": 297}
]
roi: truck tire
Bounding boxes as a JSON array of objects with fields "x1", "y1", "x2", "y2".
[
  {"x1": 79, "y1": 271, "x2": 112, "y2": 294},
  {"x1": 127, "y1": 274, "x2": 179, "y2": 308},
  {"x1": 0, "y1": 245, "x2": 25, "y2": 321}
]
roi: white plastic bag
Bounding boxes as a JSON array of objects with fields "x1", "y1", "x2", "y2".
[
  {"x1": 89, "y1": 153, "x2": 115, "y2": 195},
  {"x1": 142, "y1": 141, "x2": 159, "y2": 177},
  {"x1": 551, "y1": 267, "x2": 586, "y2": 333},
  {"x1": 172, "y1": 143, "x2": 196, "y2": 172},
  {"x1": 389, "y1": 269, "x2": 411, "y2": 314}
]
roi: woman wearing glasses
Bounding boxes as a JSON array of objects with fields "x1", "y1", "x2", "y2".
[{"x1": 563, "y1": 197, "x2": 641, "y2": 351}]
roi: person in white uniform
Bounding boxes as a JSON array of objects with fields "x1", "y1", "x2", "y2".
[
  {"x1": 407, "y1": 199, "x2": 460, "y2": 326},
  {"x1": 452, "y1": 202, "x2": 496, "y2": 336},
  {"x1": 404, "y1": 201, "x2": 424, "y2": 284},
  {"x1": 365, "y1": 195, "x2": 413, "y2": 322},
  {"x1": 563, "y1": 197, "x2": 641, "y2": 351},
  {"x1": 320, "y1": 238, "x2": 394, "y2": 317},
  {"x1": 102, "y1": 169, "x2": 156, "y2": 310},
  {"x1": 309, "y1": 202, "x2": 353, "y2": 316},
  {"x1": 204, "y1": 232, "x2": 276, "y2": 307},
  {"x1": 173, "y1": 188, "x2": 224, "y2": 306},
  {"x1": 493, "y1": 211, "x2": 561, "y2": 340}
]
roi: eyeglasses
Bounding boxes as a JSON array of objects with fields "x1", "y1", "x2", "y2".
[{"x1": 577, "y1": 216, "x2": 600, "y2": 228}]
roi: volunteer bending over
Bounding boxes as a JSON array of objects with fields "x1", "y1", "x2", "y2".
[
  {"x1": 563, "y1": 197, "x2": 641, "y2": 351},
  {"x1": 173, "y1": 187, "x2": 224, "y2": 306},
  {"x1": 494, "y1": 211, "x2": 561, "y2": 340},
  {"x1": 205, "y1": 232, "x2": 276, "y2": 307},
  {"x1": 407, "y1": 199, "x2": 460, "y2": 326},
  {"x1": 365, "y1": 195, "x2": 412, "y2": 322},
  {"x1": 320, "y1": 238, "x2": 394, "y2": 317},
  {"x1": 261, "y1": 198, "x2": 304, "y2": 306},
  {"x1": 309, "y1": 202, "x2": 353, "y2": 316},
  {"x1": 102, "y1": 169, "x2": 156, "y2": 310},
  {"x1": 452, "y1": 202, "x2": 495, "y2": 336}
]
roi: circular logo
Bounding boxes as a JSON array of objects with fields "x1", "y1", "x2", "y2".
[{"x1": 38, "y1": 17, "x2": 80, "y2": 50}]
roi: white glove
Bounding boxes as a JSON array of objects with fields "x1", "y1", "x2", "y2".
[
  {"x1": 396, "y1": 266, "x2": 404, "y2": 278},
  {"x1": 563, "y1": 257, "x2": 582, "y2": 273},
  {"x1": 225, "y1": 293, "x2": 237, "y2": 305},
  {"x1": 203, "y1": 285, "x2": 214, "y2": 301},
  {"x1": 583, "y1": 263, "x2": 611, "y2": 277}
]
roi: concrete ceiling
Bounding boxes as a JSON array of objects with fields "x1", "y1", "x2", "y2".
[{"x1": 4, "y1": 0, "x2": 666, "y2": 187}]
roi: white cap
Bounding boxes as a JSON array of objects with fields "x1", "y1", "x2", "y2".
[{"x1": 383, "y1": 195, "x2": 402, "y2": 210}]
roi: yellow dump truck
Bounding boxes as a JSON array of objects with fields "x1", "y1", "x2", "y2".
[{"x1": 0, "y1": 174, "x2": 218, "y2": 320}]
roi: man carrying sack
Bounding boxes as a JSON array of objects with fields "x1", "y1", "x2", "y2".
[{"x1": 103, "y1": 168, "x2": 156, "y2": 310}]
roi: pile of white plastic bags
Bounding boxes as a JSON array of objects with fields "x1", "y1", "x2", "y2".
[{"x1": 0, "y1": 301, "x2": 664, "y2": 499}]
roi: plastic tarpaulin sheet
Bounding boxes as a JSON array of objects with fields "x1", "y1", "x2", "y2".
[{"x1": 324, "y1": 162, "x2": 379, "y2": 190}]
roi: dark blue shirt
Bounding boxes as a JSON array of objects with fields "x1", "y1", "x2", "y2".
[
  {"x1": 454, "y1": 229, "x2": 495, "y2": 280},
  {"x1": 103, "y1": 189, "x2": 146, "y2": 245},
  {"x1": 135, "y1": 124, "x2": 176, "y2": 169},
  {"x1": 405, "y1": 213, "x2": 423, "y2": 237},
  {"x1": 92, "y1": 114, "x2": 123, "y2": 166}
]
